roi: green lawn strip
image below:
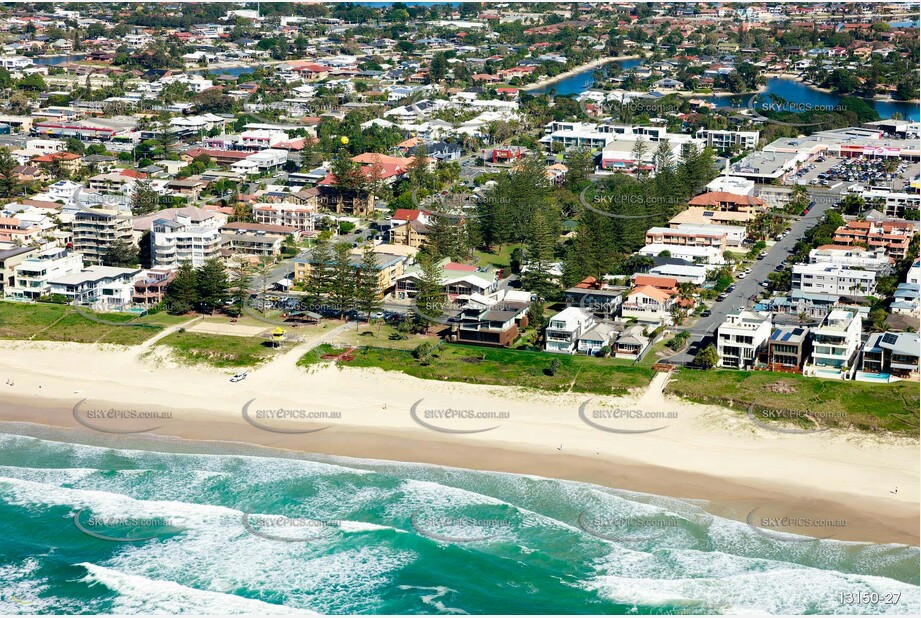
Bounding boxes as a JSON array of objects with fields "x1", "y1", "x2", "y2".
[
  {"x1": 155, "y1": 331, "x2": 278, "y2": 368},
  {"x1": 0, "y1": 301, "x2": 176, "y2": 344},
  {"x1": 473, "y1": 245, "x2": 519, "y2": 269},
  {"x1": 300, "y1": 342, "x2": 653, "y2": 395},
  {"x1": 666, "y1": 368, "x2": 920, "y2": 434}
]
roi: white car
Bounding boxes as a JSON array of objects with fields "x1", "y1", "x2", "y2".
[
  {"x1": 230, "y1": 372, "x2": 248, "y2": 383},
  {"x1": 738, "y1": 272, "x2": 747, "y2": 279}
]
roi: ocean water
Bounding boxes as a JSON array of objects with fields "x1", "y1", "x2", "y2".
[{"x1": 0, "y1": 429, "x2": 918, "y2": 615}]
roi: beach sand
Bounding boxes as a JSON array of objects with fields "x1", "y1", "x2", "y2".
[
  {"x1": 522, "y1": 56, "x2": 640, "y2": 91},
  {"x1": 0, "y1": 339, "x2": 917, "y2": 545}
]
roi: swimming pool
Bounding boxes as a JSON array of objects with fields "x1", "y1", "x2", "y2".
[{"x1": 856, "y1": 372, "x2": 893, "y2": 383}]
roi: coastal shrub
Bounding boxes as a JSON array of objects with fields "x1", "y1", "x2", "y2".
[
  {"x1": 545, "y1": 358, "x2": 561, "y2": 377},
  {"x1": 693, "y1": 344, "x2": 720, "y2": 370}
]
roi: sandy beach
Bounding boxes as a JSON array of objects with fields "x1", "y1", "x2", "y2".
[
  {"x1": 522, "y1": 55, "x2": 640, "y2": 91},
  {"x1": 0, "y1": 339, "x2": 917, "y2": 545}
]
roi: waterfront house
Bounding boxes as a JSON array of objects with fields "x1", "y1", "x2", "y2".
[
  {"x1": 716, "y1": 310, "x2": 772, "y2": 370},
  {"x1": 807, "y1": 310, "x2": 863, "y2": 379},
  {"x1": 545, "y1": 307, "x2": 595, "y2": 355}
]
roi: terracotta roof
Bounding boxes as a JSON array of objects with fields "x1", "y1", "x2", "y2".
[
  {"x1": 688, "y1": 192, "x2": 764, "y2": 207},
  {"x1": 628, "y1": 285, "x2": 672, "y2": 303}
]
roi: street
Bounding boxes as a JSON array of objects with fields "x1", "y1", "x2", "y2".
[{"x1": 670, "y1": 186, "x2": 843, "y2": 364}]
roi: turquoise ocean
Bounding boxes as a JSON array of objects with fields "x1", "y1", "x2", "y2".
[{"x1": 0, "y1": 427, "x2": 918, "y2": 615}]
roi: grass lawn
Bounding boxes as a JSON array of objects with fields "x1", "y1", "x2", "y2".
[
  {"x1": 155, "y1": 331, "x2": 279, "y2": 368},
  {"x1": 299, "y1": 342, "x2": 654, "y2": 395},
  {"x1": 0, "y1": 301, "x2": 185, "y2": 345},
  {"x1": 473, "y1": 245, "x2": 519, "y2": 269},
  {"x1": 331, "y1": 322, "x2": 439, "y2": 351},
  {"x1": 666, "y1": 368, "x2": 920, "y2": 434}
]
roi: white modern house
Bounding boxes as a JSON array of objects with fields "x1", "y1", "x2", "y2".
[
  {"x1": 4, "y1": 248, "x2": 84, "y2": 301},
  {"x1": 791, "y1": 263, "x2": 877, "y2": 296},
  {"x1": 716, "y1": 310, "x2": 772, "y2": 369},
  {"x1": 545, "y1": 307, "x2": 595, "y2": 354},
  {"x1": 808, "y1": 310, "x2": 863, "y2": 379},
  {"x1": 48, "y1": 265, "x2": 144, "y2": 310}
]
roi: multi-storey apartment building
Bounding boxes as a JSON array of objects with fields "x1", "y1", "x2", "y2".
[
  {"x1": 150, "y1": 207, "x2": 225, "y2": 269},
  {"x1": 252, "y1": 202, "x2": 317, "y2": 233},
  {"x1": 694, "y1": 129, "x2": 760, "y2": 151},
  {"x1": 716, "y1": 310, "x2": 772, "y2": 369},
  {"x1": 791, "y1": 263, "x2": 877, "y2": 296},
  {"x1": 832, "y1": 220, "x2": 915, "y2": 260},
  {"x1": 72, "y1": 209, "x2": 134, "y2": 265}
]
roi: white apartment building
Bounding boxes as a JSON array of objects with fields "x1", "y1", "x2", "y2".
[
  {"x1": 808, "y1": 246, "x2": 892, "y2": 272},
  {"x1": 241, "y1": 130, "x2": 289, "y2": 149},
  {"x1": 695, "y1": 129, "x2": 759, "y2": 151},
  {"x1": 48, "y1": 265, "x2": 143, "y2": 310},
  {"x1": 644, "y1": 226, "x2": 728, "y2": 251},
  {"x1": 231, "y1": 149, "x2": 288, "y2": 176},
  {"x1": 791, "y1": 263, "x2": 877, "y2": 296},
  {"x1": 637, "y1": 243, "x2": 725, "y2": 265},
  {"x1": 252, "y1": 202, "x2": 317, "y2": 233},
  {"x1": 150, "y1": 208, "x2": 225, "y2": 269},
  {"x1": 545, "y1": 307, "x2": 595, "y2": 354},
  {"x1": 809, "y1": 310, "x2": 862, "y2": 377},
  {"x1": 716, "y1": 310, "x2": 772, "y2": 369},
  {"x1": 4, "y1": 248, "x2": 84, "y2": 301}
]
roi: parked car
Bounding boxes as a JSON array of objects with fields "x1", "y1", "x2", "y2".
[
  {"x1": 701, "y1": 310, "x2": 712, "y2": 317},
  {"x1": 738, "y1": 272, "x2": 747, "y2": 279},
  {"x1": 230, "y1": 372, "x2": 247, "y2": 383}
]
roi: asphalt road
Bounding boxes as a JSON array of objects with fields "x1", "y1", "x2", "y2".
[{"x1": 670, "y1": 187, "x2": 842, "y2": 364}]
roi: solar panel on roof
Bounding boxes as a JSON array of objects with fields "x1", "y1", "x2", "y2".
[{"x1": 882, "y1": 333, "x2": 899, "y2": 345}]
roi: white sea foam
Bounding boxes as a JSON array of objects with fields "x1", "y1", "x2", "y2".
[{"x1": 80, "y1": 563, "x2": 314, "y2": 614}]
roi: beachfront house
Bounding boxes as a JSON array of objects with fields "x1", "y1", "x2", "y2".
[
  {"x1": 716, "y1": 310, "x2": 772, "y2": 370},
  {"x1": 545, "y1": 307, "x2": 595, "y2": 354},
  {"x1": 807, "y1": 310, "x2": 863, "y2": 379}
]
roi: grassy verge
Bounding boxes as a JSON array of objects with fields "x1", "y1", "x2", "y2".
[
  {"x1": 330, "y1": 323, "x2": 439, "y2": 351},
  {"x1": 473, "y1": 245, "x2": 519, "y2": 269},
  {"x1": 299, "y1": 342, "x2": 654, "y2": 395},
  {"x1": 0, "y1": 301, "x2": 185, "y2": 345},
  {"x1": 155, "y1": 331, "x2": 278, "y2": 368},
  {"x1": 666, "y1": 368, "x2": 920, "y2": 434}
]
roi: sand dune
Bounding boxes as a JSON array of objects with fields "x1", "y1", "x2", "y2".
[{"x1": 0, "y1": 339, "x2": 917, "y2": 545}]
